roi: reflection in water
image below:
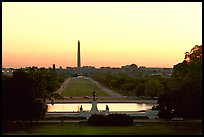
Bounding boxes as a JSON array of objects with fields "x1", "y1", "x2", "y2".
[{"x1": 47, "y1": 103, "x2": 156, "y2": 112}]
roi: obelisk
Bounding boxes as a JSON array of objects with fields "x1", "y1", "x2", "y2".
[
  {"x1": 77, "y1": 40, "x2": 82, "y2": 75},
  {"x1": 77, "y1": 40, "x2": 81, "y2": 68}
]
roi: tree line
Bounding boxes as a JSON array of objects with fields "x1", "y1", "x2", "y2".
[
  {"x1": 90, "y1": 45, "x2": 202, "y2": 119},
  {"x1": 90, "y1": 70, "x2": 167, "y2": 99},
  {"x1": 2, "y1": 67, "x2": 69, "y2": 124},
  {"x1": 158, "y1": 45, "x2": 202, "y2": 119}
]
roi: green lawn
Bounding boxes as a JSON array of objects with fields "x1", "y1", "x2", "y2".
[
  {"x1": 60, "y1": 78, "x2": 110, "y2": 97},
  {"x1": 3, "y1": 122, "x2": 202, "y2": 135}
]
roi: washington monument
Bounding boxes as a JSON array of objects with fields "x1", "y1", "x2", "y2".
[
  {"x1": 77, "y1": 40, "x2": 81, "y2": 68},
  {"x1": 77, "y1": 40, "x2": 82, "y2": 75}
]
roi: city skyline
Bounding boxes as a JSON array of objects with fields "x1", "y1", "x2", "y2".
[{"x1": 2, "y1": 2, "x2": 202, "y2": 69}]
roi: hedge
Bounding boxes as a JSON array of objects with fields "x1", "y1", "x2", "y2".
[{"x1": 88, "y1": 114, "x2": 133, "y2": 126}]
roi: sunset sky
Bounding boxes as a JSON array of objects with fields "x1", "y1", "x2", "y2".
[{"x1": 2, "y1": 2, "x2": 202, "y2": 69}]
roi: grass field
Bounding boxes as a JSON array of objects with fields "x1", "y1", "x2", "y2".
[
  {"x1": 60, "y1": 78, "x2": 110, "y2": 97},
  {"x1": 3, "y1": 122, "x2": 202, "y2": 135}
]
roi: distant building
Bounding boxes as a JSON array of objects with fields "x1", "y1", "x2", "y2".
[{"x1": 65, "y1": 64, "x2": 173, "y2": 78}]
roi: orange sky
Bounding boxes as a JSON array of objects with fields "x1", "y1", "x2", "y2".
[{"x1": 2, "y1": 2, "x2": 202, "y2": 68}]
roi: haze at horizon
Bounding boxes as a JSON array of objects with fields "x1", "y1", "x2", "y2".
[{"x1": 2, "y1": 2, "x2": 202, "y2": 69}]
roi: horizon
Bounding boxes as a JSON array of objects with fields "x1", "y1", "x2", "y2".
[
  {"x1": 2, "y1": 2, "x2": 202, "y2": 69},
  {"x1": 2, "y1": 64, "x2": 174, "y2": 69}
]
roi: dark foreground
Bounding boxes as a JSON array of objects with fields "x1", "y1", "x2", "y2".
[{"x1": 3, "y1": 120, "x2": 202, "y2": 135}]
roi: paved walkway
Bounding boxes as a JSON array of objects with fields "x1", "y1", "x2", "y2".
[
  {"x1": 88, "y1": 77, "x2": 124, "y2": 98},
  {"x1": 54, "y1": 77, "x2": 71, "y2": 94}
]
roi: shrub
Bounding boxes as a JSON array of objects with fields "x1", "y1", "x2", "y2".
[{"x1": 88, "y1": 114, "x2": 133, "y2": 126}]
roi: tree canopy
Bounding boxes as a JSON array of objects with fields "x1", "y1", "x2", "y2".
[
  {"x1": 2, "y1": 67, "x2": 69, "y2": 123},
  {"x1": 144, "y1": 79, "x2": 164, "y2": 98},
  {"x1": 158, "y1": 45, "x2": 202, "y2": 119}
]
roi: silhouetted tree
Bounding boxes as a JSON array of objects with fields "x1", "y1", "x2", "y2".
[
  {"x1": 158, "y1": 45, "x2": 202, "y2": 119},
  {"x1": 2, "y1": 69, "x2": 36, "y2": 121},
  {"x1": 2, "y1": 67, "x2": 68, "y2": 124},
  {"x1": 32, "y1": 98, "x2": 48, "y2": 123}
]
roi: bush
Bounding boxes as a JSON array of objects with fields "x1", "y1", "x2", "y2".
[{"x1": 88, "y1": 114, "x2": 133, "y2": 126}]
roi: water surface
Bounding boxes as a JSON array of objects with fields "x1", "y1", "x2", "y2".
[{"x1": 47, "y1": 102, "x2": 156, "y2": 112}]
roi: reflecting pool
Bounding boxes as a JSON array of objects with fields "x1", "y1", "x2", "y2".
[{"x1": 47, "y1": 102, "x2": 156, "y2": 112}]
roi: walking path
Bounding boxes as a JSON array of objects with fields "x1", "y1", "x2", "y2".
[
  {"x1": 88, "y1": 77, "x2": 124, "y2": 98},
  {"x1": 54, "y1": 77, "x2": 71, "y2": 94}
]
